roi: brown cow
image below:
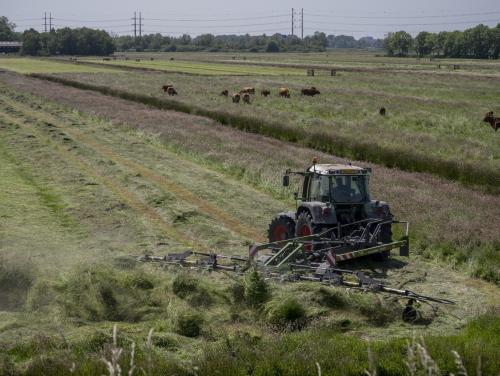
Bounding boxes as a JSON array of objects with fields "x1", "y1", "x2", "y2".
[
  {"x1": 167, "y1": 87, "x2": 178, "y2": 96},
  {"x1": 279, "y1": 88, "x2": 290, "y2": 98},
  {"x1": 162, "y1": 84, "x2": 173, "y2": 92},
  {"x1": 232, "y1": 93, "x2": 241, "y2": 103},
  {"x1": 242, "y1": 93, "x2": 251, "y2": 104},
  {"x1": 483, "y1": 111, "x2": 500, "y2": 131},
  {"x1": 261, "y1": 89, "x2": 271, "y2": 97},
  {"x1": 301, "y1": 87, "x2": 321, "y2": 96},
  {"x1": 220, "y1": 90, "x2": 229, "y2": 97},
  {"x1": 379, "y1": 107, "x2": 386, "y2": 116},
  {"x1": 240, "y1": 87, "x2": 255, "y2": 95}
]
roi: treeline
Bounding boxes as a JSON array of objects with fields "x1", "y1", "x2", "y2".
[
  {"x1": 385, "y1": 24, "x2": 500, "y2": 58},
  {"x1": 115, "y1": 32, "x2": 331, "y2": 52},
  {"x1": 21, "y1": 28, "x2": 115, "y2": 56},
  {"x1": 327, "y1": 35, "x2": 383, "y2": 49},
  {"x1": 115, "y1": 32, "x2": 383, "y2": 52},
  {"x1": 0, "y1": 17, "x2": 115, "y2": 55}
]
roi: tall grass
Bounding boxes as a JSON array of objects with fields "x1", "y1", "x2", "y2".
[{"x1": 28, "y1": 73, "x2": 500, "y2": 193}]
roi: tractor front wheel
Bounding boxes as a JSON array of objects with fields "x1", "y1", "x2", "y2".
[{"x1": 268, "y1": 215, "x2": 296, "y2": 243}]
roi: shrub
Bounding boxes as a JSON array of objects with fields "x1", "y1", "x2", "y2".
[
  {"x1": 53, "y1": 265, "x2": 158, "y2": 322},
  {"x1": 175, "y1": 311, "x2": 204, "y2": 338},
  {"x1": 0, "y1": 257, "x2": 34, "y2": 310},
  {"x1": 265, "y1": 296, "x2": 307, "y2": 330},
  {"x1": 244, "y1": 269, "x2": 270, "y2": 308},
  {"x1": 172, "y1": 273, "x2": 199, "y2": 299},
  {"x1": 172, "y1": 273, "x2": 213, "y2": 306},
  {"x1": 314, "y1": 287, "x2": 348, "y2": 309}
]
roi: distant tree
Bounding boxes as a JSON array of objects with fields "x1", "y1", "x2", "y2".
[
  {"x1": 179, "y1": 34, "x2": 191, "y2": 45},
  {"x1": 464, "y1": 24, "x2": 492, "y2": 59},
  {"x1": 385, "y1": 31, "x2": 413, "y2": 56},
  {"x1": 266, "y1": 40, "x2": 280, "y2": 52},
  {"x1": 0, "y1": 16, "x2": 18, "y2": 41},
  {"x1": 21, "y1": 29, "x2": 41, "y2": 55},
  {"x1": 490, "y1": 24, "x2": 500, "y2": 59},
  {"x1": 194, "y1": 34, "x2": 214, "y2": 47},
  {"x1": 415, "y1": 32, "x2": 433, "y2": 57}
]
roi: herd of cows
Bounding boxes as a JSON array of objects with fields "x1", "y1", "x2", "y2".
[
  {"x1": 161, "y1": 84, "x2": 321, "y2": 104},
  {"x1": 160, "y1": 84, "x2": 499, "y2": 130},
  {"x1": 223, "y1": 86, "x2": 322, "y2": 104}
]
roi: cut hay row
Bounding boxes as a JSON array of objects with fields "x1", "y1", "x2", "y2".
[
  {"x1": 0, "y1": 109, "x2": 197, "y2": 249},
  {"x1": 3, "y1": 95, "x2": 264, "y2": 242},
  {"x1": 29, "y1": 73, "x2": 500, "y2": 194}
]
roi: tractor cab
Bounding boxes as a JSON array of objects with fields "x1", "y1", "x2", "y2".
[{"x1": 270, "y1": 159, "x2": 393, "y2": 245}]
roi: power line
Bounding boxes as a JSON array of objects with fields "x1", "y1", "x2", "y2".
[
  {"x1": 304, "y1": 10, "x2": 500, "y2": 20},
  {"x1": 144, "y1": 21, "x2": 290, "y2": 29},
  {"x1": 304, "y1": 18, "x2": 500, "y2": 27},
  {"x1": 144, "y1": 14, "x2": 289, "y2": 22}
]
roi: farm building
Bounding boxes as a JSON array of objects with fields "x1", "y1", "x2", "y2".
[{"x1": 0, "y1": 41, "x2": 22, "y2": 53}]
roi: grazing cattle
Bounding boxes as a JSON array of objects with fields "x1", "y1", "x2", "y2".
[
  {"x1": 170, "y1": 57, "x2": 175, "y2": 61},
  {"x1": 483, "y1": 111, "x2": 500, "y2": 131},
  {"x1": 162, "y1": 84, "x2": 174, "y2": 92},
  {"x1": 135, "y1": 59, "x2": 141, "y2": 62},
  {"x1": 167, "y1": 87, "x2": 178, "y2": 96},
  {"x1": 379, "y1": 107, "x2": 386, "y2": 116},
  {"x1": 261, "y1": 89, "x2": 271, "y2": 97},
  {"x1": 240, "y1": 87, "x2": 255, "y2": 95},
  {"x1": 279, "y1": 88, "x2": 290, "y2": 98},
  {"x1": 301, "y1": 87, "x2": 321, "y2": 96},
  {"x1": 220, "y1": 90, "x2": 229, "y2": 97},
  {"x1": 150, "y1": 57, "x2": 155, "y2": 61},
  {"x1": 243, "y1": 93, "x2": 251, "y2": 104},
  {"x1": 232, "y1": 93, "x2": 241, "y2": 103}
]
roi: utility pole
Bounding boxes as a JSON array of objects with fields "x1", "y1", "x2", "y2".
[
  {"x1": 291, "y1": 8, "x2": 294, "y2": 36},
  {"x1": 49, "y1": 12, "x2": 52, "y2": 31},
  {"x1": 44, "y1": 12, "x2": 47, "y2": 32},
  {"x1": 133, "y1": 11, "x2": 137, "y2": 39},
  {"x1": 301, "y1": 8, "x2": 304, "y2": 39},
  {"x1": 139, "y1": 12, "x2": 142, "y2": 37}
]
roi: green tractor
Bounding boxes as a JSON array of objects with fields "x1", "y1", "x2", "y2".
[{"x1": 266, "y1": 159, "x2": 408, "y2": 262}]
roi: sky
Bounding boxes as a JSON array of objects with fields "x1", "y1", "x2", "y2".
[{"x1": 3, "y1": 0, "x2": 500, "y2": 39}]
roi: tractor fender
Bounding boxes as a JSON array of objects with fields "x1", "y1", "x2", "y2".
[
  {"x1": 297, "y1": 202, "x2": 337, "y2": 225},
  {"x1": 276, "y1": 211, "x2": 296, "y2": 222}
]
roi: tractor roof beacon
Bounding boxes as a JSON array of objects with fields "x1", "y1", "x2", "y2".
[{"x1": 266, "y1": 159, "x2": 410, "y2": 263}]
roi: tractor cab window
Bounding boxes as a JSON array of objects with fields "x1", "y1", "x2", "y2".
[
  {"x1": 331, "y1": 175, "x2": 368, "y2": 203},
  {"x1": 309, "y1": 175, "x2": 330, "y2": 202}
]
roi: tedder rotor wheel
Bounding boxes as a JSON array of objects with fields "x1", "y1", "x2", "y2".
[
  {"x1": 295, "y1": 212, "x2": 317, "y2": 252},
  {"x1": 268, "y1": 215, "x2": 296, "y2": 243}
]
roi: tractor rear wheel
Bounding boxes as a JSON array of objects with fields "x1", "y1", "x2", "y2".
[
  {"x1": 268, "y1": 215, "x2": 296, "y2": 243},
  {"x1": 295, "y1": 212, "x2": 318, "y2": 252}
]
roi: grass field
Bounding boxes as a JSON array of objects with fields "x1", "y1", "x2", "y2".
[
  {"x1": 0, "y1": 54, "x2": 499, "y2": 375},
  {"x1": 113, "y1": 51, "x2": 500, "y2": 76},
  {"x1": 0, "y1": 57, "x2": 120, "y2": 74},
  {"x1": 79, "y1": 57, "x2": 308, "y2": 75},
  {"x1": 38, "y1": 61, "x2": 500, "y2": 192}
]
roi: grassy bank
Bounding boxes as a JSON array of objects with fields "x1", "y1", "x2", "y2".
[{"x1": 1, "y1": 257, "x2": 499, "y2": 375}]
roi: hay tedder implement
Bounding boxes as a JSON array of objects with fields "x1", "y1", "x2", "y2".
[{"x1": 137, "y1": 160, "x2": 455, "y2": 322}]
